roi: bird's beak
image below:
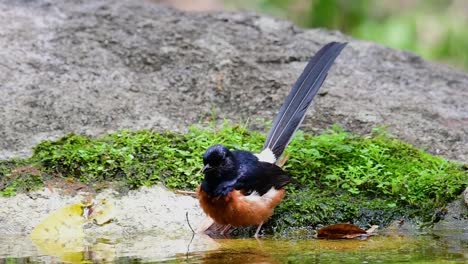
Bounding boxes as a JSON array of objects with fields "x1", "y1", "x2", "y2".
[{"x1": 201, "y1": 164, "x2": 211, "y2": 173}]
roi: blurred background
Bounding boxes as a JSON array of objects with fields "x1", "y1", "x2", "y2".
[{"x1": 159, "y1": 0, "x2": 468, "y2": 72}]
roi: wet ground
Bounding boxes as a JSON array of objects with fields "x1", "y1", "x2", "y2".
[{"x1": 1, "y1": 229, "x2": 467, "y2": 263}]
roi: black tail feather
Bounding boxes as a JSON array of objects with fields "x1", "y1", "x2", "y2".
[{"x1": 263, "y1": 42, "x2": 347, "y2": 160}]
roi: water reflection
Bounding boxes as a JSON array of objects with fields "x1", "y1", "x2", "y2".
[
  {"x1": 187, "y1": 234, "x2": 467, "y2": 264},
  {"x1": 0, "y1": 231, "x2": 467, "y2": 263},
  {"x1": 0, "y1": 232, "x2": 218, "y2": 263}
]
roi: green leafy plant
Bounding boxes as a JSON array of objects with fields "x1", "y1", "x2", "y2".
[{"x1": 286, "y1": 126, "x2": 466, "y2": 206}]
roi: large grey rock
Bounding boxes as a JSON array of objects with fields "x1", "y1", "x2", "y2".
[{"x1": 0, "y1": 0, "x2": 467, "y2": 163}]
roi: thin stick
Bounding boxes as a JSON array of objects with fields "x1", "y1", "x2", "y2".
[
  {"x1": 186, "y1": 211, "x2": 195, "y2": 234},
  {"x1": 175, "y1": 190, "x2": 198, "y2": 197},
  {"x1": 185, "y1": 211, "x2": 196, "y2": 260}
]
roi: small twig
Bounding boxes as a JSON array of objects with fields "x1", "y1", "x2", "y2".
[
  {"x1": 175, "y1": 190, "x2": 198, "y2": 197},
  {"x1": 185, "y1": 211, "x2": 196, "y2": 260},
  {"x1": 186, "y1": 211, "x2": 195, "y2": 234}
]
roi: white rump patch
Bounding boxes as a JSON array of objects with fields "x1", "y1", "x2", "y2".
[
  {"x1": 255, "y1": 148, "x2": 276, "y2": 164},
  {"x1": 242, "y1": 188, "x2": 278, "y2": 204},
  {"x1": 262, "y1": 188, "x2": 279, "y2": 201}
]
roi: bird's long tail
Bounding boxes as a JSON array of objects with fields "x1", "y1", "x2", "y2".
[{"x1": 262, "y1": 42, "x2": 347, "y2": 162}]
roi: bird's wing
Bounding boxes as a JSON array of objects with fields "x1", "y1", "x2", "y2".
[{"x1": 234, "y1": 161, "x2": 291, "y2": 196}]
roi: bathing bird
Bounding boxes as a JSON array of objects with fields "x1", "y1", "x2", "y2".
[{"x1": 197, "y1": 42, "x2": 347, "y2": 238}]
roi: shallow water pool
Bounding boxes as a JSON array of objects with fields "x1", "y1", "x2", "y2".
[{"x1": 1, "y1": 230, "x2": 467, "y2": 263}]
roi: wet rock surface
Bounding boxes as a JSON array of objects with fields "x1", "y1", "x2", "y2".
[
  {"x1": 0, "y1": 185, "x2": 204, "y2": 235},
  {"x1": 0, "y1": 184, "x2": 217, "y2": 260},
  {"x1": 0, "y1": 0, "x2": 467, "y2": 164}
]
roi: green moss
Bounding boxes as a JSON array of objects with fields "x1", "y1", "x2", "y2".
[
  {"x1": 31, "y1": 130, "x2": 180, "y2": 189},
  {"x1": 268, "y1": 126, "x2": 466, "y2": 233},
  {"x1": 29, "y1": 123, "x2": 264, "y2": 190},
  {"x1": 0, "y1": 159, "x2": 43, "y2": 197},
  {"x1": 287, "y1": 126, "x2": 466, "y2": 206},
  {"x1": 0, "y1": 123, "x2": 466, "y2": 231}
]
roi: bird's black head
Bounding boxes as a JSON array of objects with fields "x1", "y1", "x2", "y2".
[
  {"x1": 202, "y1": 144, "x2": 233, "y2": 174},
  {"x1": 201, "y1": 144, "x2": 238, "y2": 196}
]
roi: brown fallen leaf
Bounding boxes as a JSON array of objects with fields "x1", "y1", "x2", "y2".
[{"x1": 316, "y1": 223, "x2": 378, "y2": 239}]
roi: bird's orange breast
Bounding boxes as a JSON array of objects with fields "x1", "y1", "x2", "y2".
[{"x1": 197, "y1": 186, "x2": 285, "y2": 227}]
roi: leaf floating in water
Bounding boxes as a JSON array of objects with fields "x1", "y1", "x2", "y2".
[
  {"x1": 30, "y1": 203, "x2": 88, "y2": 263},
  {"x1": 30, "y1": 199, "x2": 116, "y2": 263},
  {"x1": 316, "y1": 223, "x2": 378, "y2": 239}
]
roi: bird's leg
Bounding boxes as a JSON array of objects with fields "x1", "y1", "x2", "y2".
[
  {"x1": 220, "y1": 224, "x2": 232, "y2": 235},
  {"x1": 254, "y1": 223, "x2": 263, "y2": 239}
]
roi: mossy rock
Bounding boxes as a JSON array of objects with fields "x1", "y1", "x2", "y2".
[{"x1": 0, "y1": 123, "x2": 466, "y2": 234}]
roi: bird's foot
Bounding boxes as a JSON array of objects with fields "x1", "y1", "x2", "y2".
[
  {"x1": 220, "y1": 224, "x2": 232, "y2": 236},
  {"x1": 253, "y1": 223, "x2": 263, "y2": 239}
]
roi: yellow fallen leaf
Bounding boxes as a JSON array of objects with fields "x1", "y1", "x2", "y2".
[
  {"x1": 30, "y1": 199, "x2": 117, "y2": 263},
  {"x1": 31, "y1": 203, "x2": 87, "y2": 240},
  {"x1": 30, "y1": 203, "x2": 88, "y2": 264}
]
